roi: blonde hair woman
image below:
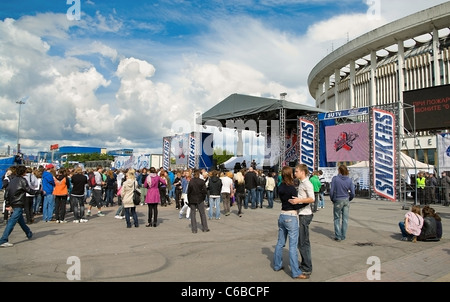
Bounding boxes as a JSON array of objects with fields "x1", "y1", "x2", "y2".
[{"x1": 120, "y1": 168, "x2": 139, "y2": 228}]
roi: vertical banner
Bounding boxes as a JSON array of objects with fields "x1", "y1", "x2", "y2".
[
  {"x1": 298, "y1": 118, "x2": 315, "y2": 173},
  {"x1": 163, "y1": 137, "x2": 171, "y2": 171},
  {"x1": 438, "y1": 133, "x2": 450, "y2": 172},
  {"x1": 188, "y1": 132, "x2": 196, "y2": 169},
  {"x1": 372, "y1": 108, "x2": 396, "y2": 201}
]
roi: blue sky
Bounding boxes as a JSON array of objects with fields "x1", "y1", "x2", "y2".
[{"x1": 0, "y1": 0, "x2": 447, "y2": 157}]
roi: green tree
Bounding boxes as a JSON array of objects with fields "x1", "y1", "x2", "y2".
[{"x1": 213, "y1": 147, "x2": 233, "y2": 166}]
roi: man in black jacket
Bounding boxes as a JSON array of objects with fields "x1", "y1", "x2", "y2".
[
  {"x1": 187, "y1": 169, "x2": 209, "y2": 233},
  {"x1": 1, "y1": 165, "x2": 39, "y2": 247}
]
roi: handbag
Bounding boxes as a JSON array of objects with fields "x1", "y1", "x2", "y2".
[{"x1": 133, "y1": 181, "x2": 141, "y2": 206}]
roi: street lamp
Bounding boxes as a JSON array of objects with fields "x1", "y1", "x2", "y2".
[{"x1": 16, "y1": 96, "x2": 28, "y2": 154}]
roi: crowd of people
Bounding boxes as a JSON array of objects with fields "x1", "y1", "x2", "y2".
[{"x1": 0, "y1": 162, "x2": 446, "y2": 283}]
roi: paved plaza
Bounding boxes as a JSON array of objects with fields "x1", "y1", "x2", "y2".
[{"x1": 0, "y1": 197, "x2": 449, "y2": 283}]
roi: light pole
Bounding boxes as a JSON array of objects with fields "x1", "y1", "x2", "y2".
[{"x1": 16, "y1": 96, "x2": 28, "y2": 154}]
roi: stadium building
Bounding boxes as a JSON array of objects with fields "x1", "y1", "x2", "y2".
[{"x1": 308, "y1": 2, "x2": 450, "y2": 167}]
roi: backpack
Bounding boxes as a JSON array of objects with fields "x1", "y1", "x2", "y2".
[{"x1": 88, "y1": 172, "x2": 96, "y2": 188}]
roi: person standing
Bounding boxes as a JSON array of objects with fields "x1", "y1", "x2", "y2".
[
  {"x1": 87, "y1": 165, "x2": 106, "y2": 217},
  {"x1": 53, "y1": 168, "x2": 70, "y2": 223},
  {"x1": 179, "y1": 170, "x2": 191, "y2": 219},
  {"x1": 220, "y1": 171, "x2": 233, "y2": 216},
  {"x1": 233, "y1": 171, "x2": 246, "y2": 217},
  {"x1": 120, "y1": 169, "x2": 139, "y2": 228},
  {"x1": 173, "y1": 171, "x2": 183, "y2": 209},
  {"x1": 244, "y1": 167, "x2": 258, "y2": 209},
  {"x1": 309, "y1": 171, "x2": 321, "y2": 213},
  {"x1": 0, "y1": 165, "x2": 37, "y2": 247},
  {"x1": 256, "y1": 170, "x2": 266, "y2": 208},
  {"x1": 329, "y1": 164, "x2": 355, "y2": 242},
  {"x1": 441, "y1": 171, "x2": 450, "y2": 206},
  {"x1": 416, "y1": 172, "x2": 426, "y2": 205},
  {"x1": 70, "y1": 167, "x2": 88, "y2": 223},
  {"x1": 318, "y1": 170, "x2": 326, "y2": 209},
  {"x1": 265, "y1": 171, "x2": 275, "y2": 209},
  {"x1": 137, "y1": 168, "x2": 148, "y2": 206},
  {"x1": 41, "y1": 164, "x2": 56, "y2": 222},
  {"x1": 144, "y1": 167, "x2": 165, "y2": 227},
  {"x1": 187, "y1": 169, "x2": 209, "y2": 233},
  {"x1": 290, "y1": 164, "x2": 315, "y2": 278},
  {"x1": 206, "y1": 170, "x2": 222, "y2": 220},
  {"x1": 273, "y1": 166, "x2": 306, "y2": 279},
  {"x1": 24, "y1": 167, "x2": 39, "y2": 224}
]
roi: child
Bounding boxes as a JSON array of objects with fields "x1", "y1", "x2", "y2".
[{"x1": 398, "y1": 205, "x2": 424, "y2": 242}]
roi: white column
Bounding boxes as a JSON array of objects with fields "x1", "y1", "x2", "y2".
[
  {"x1": 350, "y1": 60, "x2": 356, "y2": 108},
  {"x1": 433, "y1": 27, "x2": 441, "y2": 86},
  {"x1": 334, "y1": 69, "x2": 340, "y2": 110},
  {"x1": 370, "y1": 50, "x2": 377, "y2": 106},
  {"x1": 398, "y1": 40, "x2": 405, "y2": 135}
]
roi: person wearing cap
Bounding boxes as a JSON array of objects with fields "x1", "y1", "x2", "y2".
[{"x1": 41, "y1": 164, "x2": 56, "y2": 222}]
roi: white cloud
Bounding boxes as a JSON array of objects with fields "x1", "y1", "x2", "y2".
[{"x1": 0, "y1": 1, "x2": 448, "y2": 156}]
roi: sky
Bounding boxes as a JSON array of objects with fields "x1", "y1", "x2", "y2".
[{"x1": 0, "y1": 0, "x2": 448, "y2": 157}]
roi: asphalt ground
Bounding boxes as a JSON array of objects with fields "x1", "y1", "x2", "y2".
[{"x1": 0, "y1": 195, "x2": 449, "y2": 292}]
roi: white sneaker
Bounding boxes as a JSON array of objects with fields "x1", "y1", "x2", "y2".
[
  {"x1": 60, "y1": 220, "x2": 67, "y2": 223},
  {"x1": 80, "y1": 219, "x2": 88, "y2": 223},
  {"x1": 0, "y1": 242, "x2": 13, "y2": 248},
  {"x1": 56, "y1": 220, "x2": 60, "y2": 223},
  {"x1": 114, "y1": 215, "x2": 121, "y2": 219},
  {"x1": 73, "y1": 220, "x2": 80, "y2": 223}
]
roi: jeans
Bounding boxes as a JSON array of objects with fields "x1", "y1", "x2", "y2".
[
  {"x1": 33, "y1": 193, "x2": 42, "y2": 213},
  {"x1": 298, "y1": 214, "x2": 313, "y2": 274},
  {"x1": 244, "y1": 188, "x2": 256, "y2": 208},
  {"x1": 105, "y1": 188, "x2": 115, "y2": 206},
  {"x1": 266, "y1": 190, "x2": 274, "y2": 208},
  {"x1": 54, "y1": 195, "x2": 67, "y2": 221},
  {"x1": 311, "y1": 192, "x2": 319, "y2": 212},
  {"x1": 125, "y1": 207, "x2": 138, "y2": 227},
  {"x1": 256, "y1": 186, "x2": 264, "y2": 207},
  {"x1": 399, "y1": 221, "x2": 413, "y2": 239},
  {"x1": 208, "y1": 196, "x2": 221, "y2": 219},
  {"x1": 235, "y1": 192, "x2": 245, "y2": 215},
  {"x1": 71, "y1": 195, "x2": 86, "y2": 220},
  {"x1": 333, "y1": 199, "x2": 350, "y2": 240},
  {"x1": 0, "y1": 207, "x2": 32, "y2": 244},
  {"x1": 42, "y1": 194, "x2": 55, "y2": 222},
  {"x1": 273, "y1": 213, "x2": 302, "y2": 278},
  {"x1": 318, "y1": 192, "x2": 325, "y2": 208}
]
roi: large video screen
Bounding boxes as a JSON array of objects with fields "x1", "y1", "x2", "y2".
[
  {"x1": 403, "y1": 84, "x2": 450, "y2": 131},
  {"x1": 325, "y1": 122, "x2": 369, "y2": 162}
]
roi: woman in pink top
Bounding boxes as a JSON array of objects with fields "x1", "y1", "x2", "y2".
[
  {"x1": 399, "y1": 205, "x2": 424, "y2": 242},
  {"x1": 144, "y1": 167, "x2": 166, "y2": 227}
]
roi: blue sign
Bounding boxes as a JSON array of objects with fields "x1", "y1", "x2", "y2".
[{"x1": 321, "y1": 107, "x2": 369, "y2": 120}]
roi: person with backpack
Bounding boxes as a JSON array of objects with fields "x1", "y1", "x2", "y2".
[
  {"x1": 87, "y1": 165, "x2": 106, "y2": 217},
  {"x1": 256, "y1": 170, "x2": 266, "y2": 208}
]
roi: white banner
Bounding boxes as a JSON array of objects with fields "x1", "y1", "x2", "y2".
[
  {"x1": 372, "y1": 108, "x2": 396, "y2": 201},
  {"x1": 438, "y1": 133, "x2": 450, "y2": 172}
]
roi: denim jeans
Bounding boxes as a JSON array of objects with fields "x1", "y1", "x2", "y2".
[
  {"x1": 244, "y1": 188, "x2": 257, "y2": 208},
  {"x1": 33, "y1": 193, "x2": 42, "y2": 213},
  {"x1": 125, "y1": 207, "x2": 138, "y2": 227},
  {"x1": 273, "y1": 213, "x2": 302, "y2": 278},
  {"x1": 42, "y1": 194, "x2": 55, "y2": 222},
  {"x1": 398, "y1": 221, "x2": 413, "y2": 239},
  {"x1": 256, "y1": 186, "x2": 264, "y2": 207},
  {"x1": 105, "y1": 188, "x2": 115, "y2": 206},
  {"x1": 318, "y1": 192, "x2": 325, "y2": 208},
  {"x1": 208, "y1": 196, "x2": 221, "y2": 219},
  {"x1": 298, "y1": 214, "x2": 313, "y2": 274},
  {"x1": 0, "y1": 207, "x2": 32, "y2": 244},
  {"x1": 266, "y1": 190, "x2": 274, "y2": 208},
  {"x1": 333, "y1": 199, "x2": 350, "y2": 240}
]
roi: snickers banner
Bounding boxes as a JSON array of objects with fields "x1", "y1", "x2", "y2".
[
  {"x1": 298, "y1": 118, "x2": 315, "y2": 173},
  {"x1": 163, "y1": 137, "x2": 171, "y2": 171},
  {"x1": 372, "y1": 108, "x2": 396, "y2": 201}
]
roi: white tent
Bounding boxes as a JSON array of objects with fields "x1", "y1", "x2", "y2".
[{"x1": 348, "y1": 152, "x2": 434, "y2": 170}]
